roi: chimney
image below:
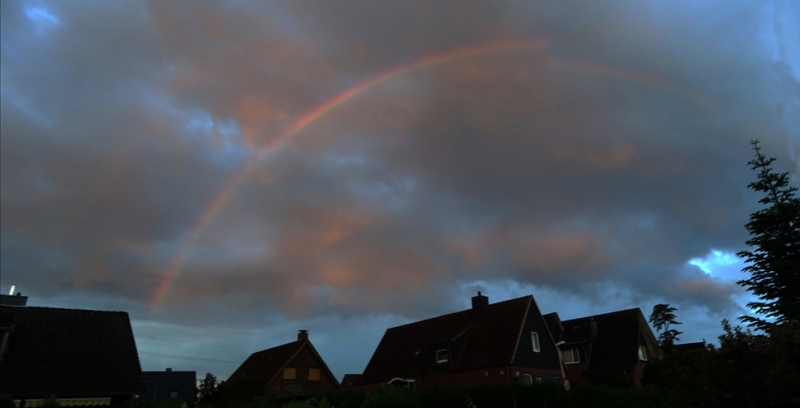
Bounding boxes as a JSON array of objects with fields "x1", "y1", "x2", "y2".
[
  {"x1": 471, "y1": 292, "x2": 489, "y2": 323},
  {"x1": 298, "y1": 329, "x2": 309, "y2": 341}
]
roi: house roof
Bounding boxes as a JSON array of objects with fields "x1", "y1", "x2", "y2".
[
  {"x1": 228, "y1": 337, "x2": 339, "y2": 388},
  {"x1": 359, "y1": 296, "x2": 533, "y2": 385},
  {"x1": 341, "y1": 374, "x2": 362, "y2": 384},
  {"x1": 542, "y1": 312, "x2": 563, "y2": 343},
  {"x1": 0, "y1": 305, "x2": 145, "y2": 398},
  {"x1": 560, "y1": 308, "x2": 656, "y2": 372}
]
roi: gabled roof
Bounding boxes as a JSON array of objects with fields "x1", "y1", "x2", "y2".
[
  {"x1": 560, "y1": 308, "x2": 656, "y2": 371},
  {"x1": 359, "y1": 296, "x2": 533, "y2": 385},
  {"x1": 542, "y1": 312, "x2": 564, "y2": 343},
  {"x1": 228, "y1": 338, "x2": 339, "y2": 388},
  {"x1": 0, "y1": 305, "x2": 145, "y2": 398}
]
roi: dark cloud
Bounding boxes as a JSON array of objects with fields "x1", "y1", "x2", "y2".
[{"x1": 2, "y1": 0, "x2": 798, "y2": 379}]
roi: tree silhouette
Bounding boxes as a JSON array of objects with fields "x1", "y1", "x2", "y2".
[{"x1": 737, "y1": 140, "x2": 800, "y2": 331}]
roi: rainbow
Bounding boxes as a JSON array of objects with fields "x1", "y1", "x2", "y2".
[
  {"x1": 149, "y1": 38, "x2": 550, "y2": 309},
  {"x1": 150, "y1": 40, "x2": 720, "y2": 309}
]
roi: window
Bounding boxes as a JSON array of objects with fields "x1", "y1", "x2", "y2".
[
  {"x1": 0, "y1": 329, "x2": 10, "y2": 361},
  {"x1": 309, "y1": 368, "x2": 321, "y2": 382},
  {"x1": 530, "y1": 331, "x2": 540, "y2": 352},
  {"x1": 169, "y1": 391, "x2": 179, "y2": 399},
  {"x1": 436, "y1": 349, "x2": 448, "y2": 364},
  {"x1": 562, "y1": 347, "x2": 580, "y2": 364},
  {"x1": 523, "y1": 374, "x2": 533, "y2": 385},
  {"x1": 283, "y1": 367, "x2": 296, "y2": 381},
  {"x1": 638, "y1": 345, "x2": 648, "y2": 361}
]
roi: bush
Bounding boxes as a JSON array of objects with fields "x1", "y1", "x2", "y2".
[{"x1": 360, "y1": 385, "x2": 419, "y2": 408}]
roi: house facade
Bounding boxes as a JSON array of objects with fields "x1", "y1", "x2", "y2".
[
  {"x1": 546, "y1": 308, "x2": 657, "y2": 388},
  {"x1": 141, "y1": 368, "x2": 197, "y2": 405},
  {"x1": 357, "y1": 293, "x2": 564, "y2": 390},
  {"x1": 0, "y1": 302, "x2": 145, "y2": 407},
  {"x1": 224, "y1": 330, "x2": 339, "y2": 402}
]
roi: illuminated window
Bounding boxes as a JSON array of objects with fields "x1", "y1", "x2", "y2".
[
  {"x1": 309, "y1": 368, "x2": 321, "y2": 382},
  {"x1": 283, "y1": 367, "x2": 296, "y2": 380},
  {"x1": 562, "y1": 348, "x2": 580, "y2": 364},
  {"x1": 638, "y1": 345, "x2": 647, "y2": 361},
  {"x1": 436, "y1": 349, "x2": 448, "y2": 364},
  {"x1": 531, "y1": 331, "x2": 540, "y2": 352}
]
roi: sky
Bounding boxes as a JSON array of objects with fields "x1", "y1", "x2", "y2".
[{"x1": 1, "y1": 0, "x2": 799, "y2": 382}]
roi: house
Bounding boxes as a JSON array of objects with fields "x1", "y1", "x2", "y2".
[
  {"x1": 223, "y1": 330, "x2": 339, "y2": 402},
  {"x1": 0, "y1": 301, "x2": 145, "y2": 407},
  {"x1": 141, "y1": 368, "x2": 197, "y2": 405},
  {"x1": 340, "y1": 374, "x2": 362, "y2": 389},
  {"x1": 546, "y1": 308, "x2": 657, "y2": 388},
  {"x1": 356, "y1": 293, "x2": 564, "y2": 390}
]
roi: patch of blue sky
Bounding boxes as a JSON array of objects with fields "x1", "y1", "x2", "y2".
[
  {"x1": 24, "y1": 6, "x2": 61, "y2": 25},
  {"x1": 688, "y1": 249, "x2": 743, "y2": 281}
]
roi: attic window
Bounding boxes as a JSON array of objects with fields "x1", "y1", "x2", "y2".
[
  {"x1": 309, "y1": 368, "x2": 321, "y2": 382},
  {"x1": 638, "y1": 345, "x2": 647, "y2": 361},
  {"x1": 436, "y1": 349, "x2": 448, "y2": 364},
  {"x1": 530, "y1": 331, "x2": 540, "y2": 352},
  {"x1": 283, "y1": 367, "x2": 296, "y2": 381},
  {"x1": 562, "y1": 347, "x2": 580, "y2": 364}
]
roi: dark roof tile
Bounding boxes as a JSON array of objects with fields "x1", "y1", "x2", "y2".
[{"x1": 0, "y1": 306, "x2": 145, "y2": 398}]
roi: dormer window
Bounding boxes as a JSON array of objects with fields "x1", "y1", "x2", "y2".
[
  {"x1": 436, "y1": 349, "x2": 448, "y2": 364},
  {"x1": 530, "y1": 331, "x2": 540, "y2": 352},
  {"x1": 638, "y1": 345, "x2": 647, "y2": 361}
]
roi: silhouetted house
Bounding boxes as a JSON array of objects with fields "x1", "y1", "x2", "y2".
[
  {"x1": 141, "y1": 368, "x2": 197, "y2": 405},
  {"x1": 550, "y1": 308, "x2": 657, "y2": 388},
  {"x1": 0, "y1": 304, "x2": 145, "y2": 407},
  {"x1": 0, "y1": 293, "x2": 29, "y2": 307},
  {"x1": 357, "y1": 293, "x2": 564, "y2": 390},
  {"x1": 224, "y1": 330, "x2": 339, "y2": 402},
  {"x1": 340, "y1": 374, "x2": 362, "y2": 389}
]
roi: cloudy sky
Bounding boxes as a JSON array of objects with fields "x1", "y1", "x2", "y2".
[{"x1": 2, "y1": 0, "x2": 799, "y2": 382}]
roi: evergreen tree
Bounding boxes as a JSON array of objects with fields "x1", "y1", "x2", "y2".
[{"x1": 737, "y1": 140, "x2": 800, "y2": 331}]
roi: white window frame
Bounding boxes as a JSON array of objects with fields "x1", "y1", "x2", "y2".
[
  {"x1": 530, "y1": 331, "x2": 540, "y2": 352},
  {"x1": 562, "y1": 347, "x2": 580, "y2": 364},
  {"x1": 638, "y1": 345, "x2": 648, "y2": 361},
  {"x1": 436, "y1": 349, "x2": 449, "y2": 364}
]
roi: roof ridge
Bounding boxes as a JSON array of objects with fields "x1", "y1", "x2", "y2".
[
  {"x1": 0, "y1": 305, "x2": 129, "y2": 313},
  {"x1": 386, "y1": 295, "x2": 532, "y2": 331},
  {"x1": 246, "y1": 339, "x2": 304, "y2": 357},
  {"x1": 561, "y1": 307, "x2": 641, "y2": 322}
]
